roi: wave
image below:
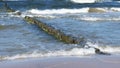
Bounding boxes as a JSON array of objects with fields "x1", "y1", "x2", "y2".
[
  {"x1": 27, "y1": 8, "x2": 89, "y2": 15},
  {"x1": 26, "y1": 7, "x2": 120, "y2": 15},
  {"x1": 70, "y1": 0, "x2": 112, "y2": 3},
  {"x1": 77, "y1": 17, "x2": 120, "y2": 21},
  {"x1": 22, "y1": 8, "x2": 120, "y2": 22},
  {"x1": 1, "y1": 7, "x2": 120, "y2": 18},
  {"x1": 96, "y1": 0, "x2": 112, "y2": 2},
  {"x1": 89, "y1": 7, "x2": 120, "y2": 12},
  {"x1": 1, "y1": 48, "x2": 95, "y2": 60},
  {"x1": 71, "y1": 0, "x2": 96, "y2": 3},
  {"x1": 86, "y1": 42, "x2": 120, "y2": 53},
  {"x1": 0, "y1": 42, "x2": 120, "y2": 61},
  {"x1": 1, "y1": 8, "x2": 120, "y2": 22},
  {"x1": 111, "y1": 7, "x2": 120, "y2": 12}
]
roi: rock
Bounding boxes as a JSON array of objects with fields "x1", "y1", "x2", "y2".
[
  {"x1": 4, "y1": 3, "x2": 15, "y2": 12},
  {"x1": 89, "y1": 8, "x2": 106, "y2": 13},
  {"x1": 95, "y1": 48, "x2": 111, "y2": 55},
  {"x1": 13, "y1": 11, "x2": 21, "y2": 15},
  {"x1": 24, "y1": 16, "x2": 85, "y2": 46}
]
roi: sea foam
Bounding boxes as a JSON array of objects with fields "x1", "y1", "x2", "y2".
[
  {"x1": 71, "y1": 0, "x2": 96, "y2": 3},
  {"x1": 27, "y1": 8, "x2": 89, "y2": 15},
  {"x1": 1, "y1": 42, "x2": 120, "y2": 61},
  {"x1": 70, "y1": 0, "x2": 112, "y2": 3},
  {"x1": 26, "y1": 8, "x2": 120, "y2": 15},
  {"x1": 111, "y1": 7, "x2": 120, "y2": 12}
]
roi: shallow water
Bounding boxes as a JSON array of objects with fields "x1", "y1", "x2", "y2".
[{"x1": 0, "y1": 0, "x2": 120, "y2": 61}]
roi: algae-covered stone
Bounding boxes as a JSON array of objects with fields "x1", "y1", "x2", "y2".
[
  {"x1": 24, "y1": 16, "x2": 35, "y2": 24},
  {"x1": 24, "y1": 16, "x2": 85, "y2": 45}
]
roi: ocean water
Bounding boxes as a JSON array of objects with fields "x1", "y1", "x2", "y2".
[{"x1": 0, "y1": 0, "x2": 120, "y2": 61}]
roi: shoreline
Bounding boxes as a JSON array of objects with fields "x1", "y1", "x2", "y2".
[{"x1": 0, "y1": 55, "x2": 120, "y2": 68}]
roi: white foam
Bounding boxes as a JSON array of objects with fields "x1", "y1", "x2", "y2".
[
  {"x1": 71, "y1": 0, "x2": 113, "y2": 3},
  {"x1": 26, "y1": 8, "x2": 120, "y2": 17},
  {"x1": 111, "y1": 7, "x2": 120, "y2": 12},
  {"x1": 71, "y1": 0, "x2": 95, "y2": 3},
  {"x1": 27, "y1": 8, "x2": 89, "y2": 15},
  {"x1": 81, "y1": 17, "x2": 102, "y2": 21},
  {"x1": 2, "y1": 42, "x2": 120, "y2": 61},
  {"x1": 100, "y1": 46, "x2": 120, "y2": 53},
  {"x1": 86, "y1": 42, "x2": 120, "y2": 53},
  {"x1": 2, "y1": 48, "x2": 95, "y2": 60},
  {"x1": 95, "y1": 0, "x2": 112, "y2": 2},
  {"x1": 5, "y1": 8, "x2": 120, "y2": 18},
  {"x1": 79, "y1": 17, "x2": 120, "y2": 21}
]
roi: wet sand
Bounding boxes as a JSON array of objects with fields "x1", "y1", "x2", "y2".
[{"x1": 0, "y1": 56, "x2": 120, "y2": 68}]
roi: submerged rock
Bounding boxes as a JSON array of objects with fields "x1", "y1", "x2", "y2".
[{"x1": 88, "y1": 8, "x2": 107, "y2": 13}]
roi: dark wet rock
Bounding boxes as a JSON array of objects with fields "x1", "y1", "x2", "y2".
[
  {"x1": 24, "y1": 16, "x2": 85, "y2": 46},
  {"x1": 95, "y1": 48, "x2": 111, "y2": 55},
  {"x1": 85, "y1": 45, "x2": 111, "y2": 55},
  {"x1": 13, "y1": 11, "x2": 22, "y2": 15}
]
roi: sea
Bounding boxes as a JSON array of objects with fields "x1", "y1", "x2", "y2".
[{"x1": 0, "y1": 0, "x2": 120, "y2": 61}]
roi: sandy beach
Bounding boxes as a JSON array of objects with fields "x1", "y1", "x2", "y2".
[{"x1": 0, "y1": 55, "x2": 120, "y2": 68}]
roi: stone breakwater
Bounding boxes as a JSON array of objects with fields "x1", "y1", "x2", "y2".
[{"x1": 24, "y1": 16, "x2": 85, "y2": 47}]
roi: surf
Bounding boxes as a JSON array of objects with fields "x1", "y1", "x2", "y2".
[{"x1": 1, "y1": 42, "x2": 120, "y2": 61}]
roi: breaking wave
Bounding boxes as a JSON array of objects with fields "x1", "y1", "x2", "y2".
[
  {"x1": 111, "y1": 7, "x2": 120, "y2": 12},
  {"x1": 26, "y1": 8, "x2": 89, "y2": 15},
  {"x1": 0, "y1": 42, "x2": 120, "y2": 61},
  {"x1": 25, "y1": 7, "x2": 120, "y2": 15},
  {"x1": 71, "y1": 0, "x2": 96, "y2": 3},
  {"x1": 76, "y1": 17, "x2": 120, "y2": 21},
  {"x1": 70, "y1": 0, "x2": 112, "y2": 3},
  {"x1": 20, "y1": 8, "x2": 120, "y2": 22}
]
